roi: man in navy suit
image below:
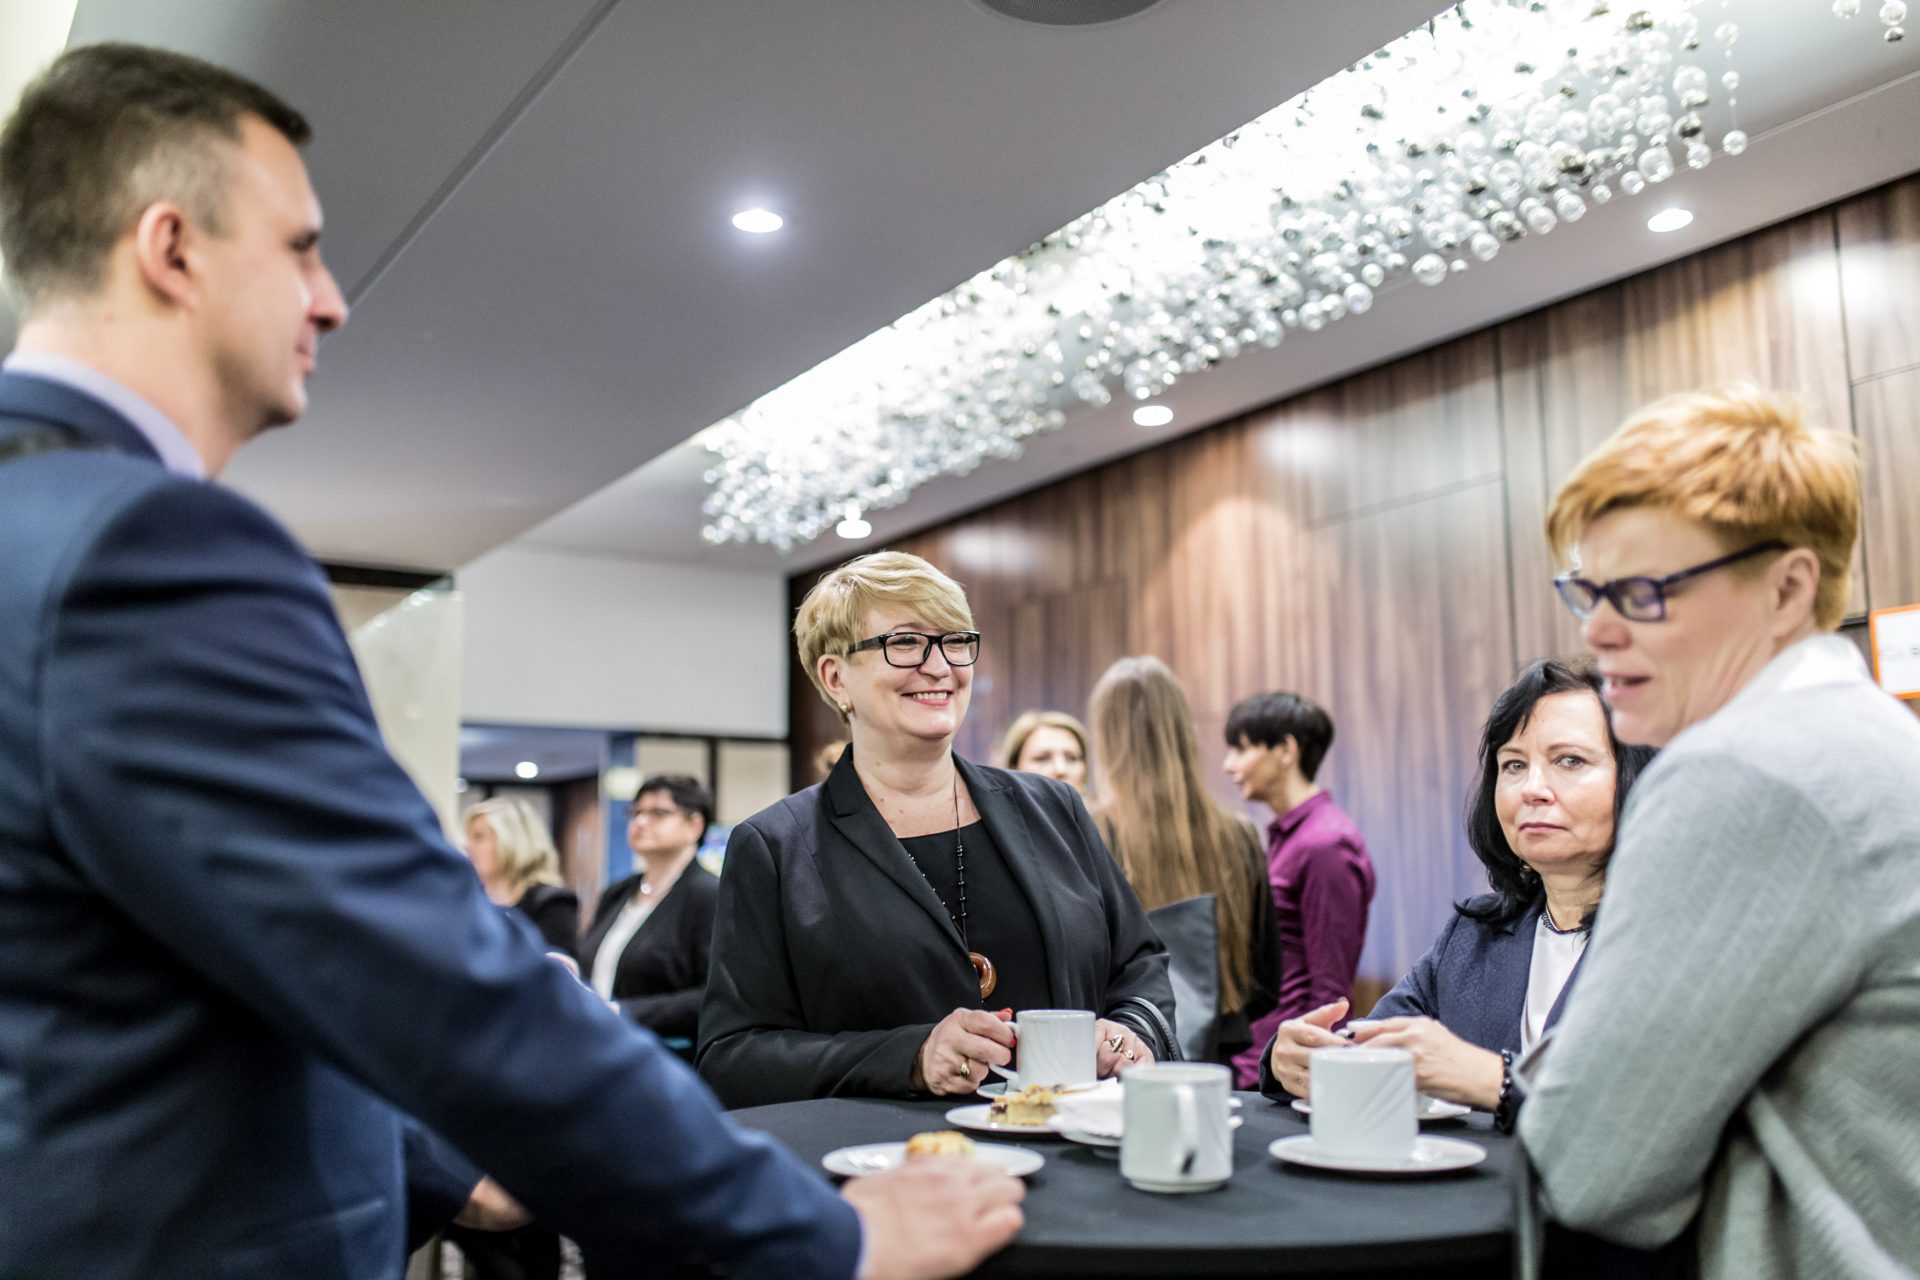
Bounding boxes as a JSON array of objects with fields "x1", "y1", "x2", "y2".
[{"x1": 0, "y1": 43, "x2": 1022, "y2": 1280}]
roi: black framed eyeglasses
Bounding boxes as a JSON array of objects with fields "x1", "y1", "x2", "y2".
[
  {"x1": 1554, "y1": 540, "x2": 1788, "y2": 623},
  {"x1": 848, "y1": 630, "x2": 981, "y2": 668}
]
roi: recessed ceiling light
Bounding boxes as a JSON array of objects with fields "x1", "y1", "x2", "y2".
[
  {"x1": 731, "y1": 207, "x2": 784, "y2": 234},
  {"x1": 513, "y1": 760, "x2": 540, "y2": 780},
  {"x1": 1133, "y1": 404, "x2": 1174, "y2": 427},
  {"x1": 835, "y1": 513, "x2": 872, "y2": 540},
  {"x1": 1647, "y1": 208, "x2": 1694, "y2": 233}
]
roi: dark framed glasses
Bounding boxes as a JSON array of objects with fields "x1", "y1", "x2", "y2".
[
  {"x1": 848, "y1": 630, "x2": 981, "y2": 668},
  {"x1": 1554, "y1": 540, "x2": 1787, "y2": 622}
]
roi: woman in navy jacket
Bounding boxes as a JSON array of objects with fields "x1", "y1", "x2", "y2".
[{"x1": 1262, "y1": 660, "x2": 1654, "y2": 1119}]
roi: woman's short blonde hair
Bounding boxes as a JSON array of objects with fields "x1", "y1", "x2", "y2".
[
  {"x1": 464, "y1": 798, "x2": 564, "y2": 896},
  {"x1": 794, "y1": 551, "x2": 973, "y2": 715},
  {"x1": 994, "y1": 710, "x2": 1089, "y2": 771},
  {"x1": 1546, "y1": 385, "x2": 1861, "y2": 630}
]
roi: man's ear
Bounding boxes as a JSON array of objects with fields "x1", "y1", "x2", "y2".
[{"x1": 128, "y1": 202, "x2": 197, "y2": 308}]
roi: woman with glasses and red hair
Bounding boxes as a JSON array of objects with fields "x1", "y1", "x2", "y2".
[
  {"x1": 697, "y1": 552, "x2": 1174, "y2": 1109},
  {"x1": 1518, "y1": 386, "x2": 1920, "y2": 1278}
]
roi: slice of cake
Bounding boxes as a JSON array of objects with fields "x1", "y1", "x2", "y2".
[
  {"x1": 987, "y1": 1083, "x2": 1059, "y2": 1127},
  {"x1": 904, "y1": 1130, "x2": 977, "y2": 1159}
]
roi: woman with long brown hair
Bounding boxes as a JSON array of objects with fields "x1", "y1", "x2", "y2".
[{"x1": 1088, "y1": 656, "x2": 1278, "y2": 1082}]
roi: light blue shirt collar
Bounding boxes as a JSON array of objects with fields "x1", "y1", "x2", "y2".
[{"x1": 1, "y1": 350, "x2": 207, "y2": 479}]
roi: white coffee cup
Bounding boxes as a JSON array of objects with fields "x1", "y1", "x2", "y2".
[
  {"x1": 998, "y1": 1009, "x2": 1096, "y2": 1088},
  {"x1": 1119, "y1": 1063, "x2": 1234, "y2": 1193},
  {"x1": 1308, "y1": 1046, "x2": 1416, "y2": 1160}
]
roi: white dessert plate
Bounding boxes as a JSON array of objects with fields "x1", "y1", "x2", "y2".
[
  {"x1": 943, "y1": 1103, "x2": 1068, "y2": 1137},
  {"x1": 1268, "y1": 1134, "x2": 1487, "y2": 1175},
  {"x1": 1290, "y1": 1096, "x2": 1471, "y2": 1122},
  {"x1": 822, "y1": 1141, "x2": 1044, "y2": 1178}
]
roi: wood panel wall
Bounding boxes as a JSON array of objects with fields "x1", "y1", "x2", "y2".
[{"x1": 788, "y1": 172, "x2": 1920, "y2": 988}]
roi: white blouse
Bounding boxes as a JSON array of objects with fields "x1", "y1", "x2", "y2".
[
  {"x1": 1522, "y1": 913, "x2": 1588, "y2": 1051},
  {"x1": 590, "y1": 893, "x2": 657, "y2": 999}
]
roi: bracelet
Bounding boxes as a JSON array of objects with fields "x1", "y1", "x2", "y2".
[{"x1": 1493, "y1": 1049, "x2": 1521, "y2": 1133}]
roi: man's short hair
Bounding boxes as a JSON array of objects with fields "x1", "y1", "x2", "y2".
[
  {"x1": 0, "y1": 42, "x2": 310, "y2": 307},
  {"x1": 1224, "y1": 692, "x2": 1335, "y2": 782}
]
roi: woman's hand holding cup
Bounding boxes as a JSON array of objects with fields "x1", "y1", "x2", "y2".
[
  {"x1": 1268, "y1": 998, "x2": 1349, "y2": 1098},
  {"x1": 916, "y1": 1007, "x2": 1015, "y2": 1096},
  {"x1": 1345, "y1": 1015, "x2": 1503, "y2": 1110}
]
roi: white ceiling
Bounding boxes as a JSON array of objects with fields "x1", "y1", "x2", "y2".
[{"x1": 21, "y1": 2, "x2": 1919, "y2": 576}]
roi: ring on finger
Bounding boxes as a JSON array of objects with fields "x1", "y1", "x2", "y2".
[
  {"x1": 1106, "y1": 1034, "x2": 1125, "y2": 1052},
  {"x1": 956, "y1": 1058, "x2": 972, "y2": 1080}
]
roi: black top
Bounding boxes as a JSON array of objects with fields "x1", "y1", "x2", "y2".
[
  {"x1": 696, "y1": 752, "x2": 1175, "y2": 1109},
  {"x1": 898, "y1": 820, "x2": 1051, "y2": 1014},
  {"x1": 512, "y1": 883, "x2": 580, "y2": 957}
]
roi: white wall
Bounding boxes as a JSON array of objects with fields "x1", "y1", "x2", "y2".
[{"x1": 458, "y1": 545, "x2": 788, "y2": 737}]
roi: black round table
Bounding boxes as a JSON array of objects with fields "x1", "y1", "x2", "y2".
[{"x1": 733, "y1": 1091, "x2": 1518, "y2": 1278}]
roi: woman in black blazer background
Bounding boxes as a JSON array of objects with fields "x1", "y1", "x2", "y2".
[
  {"x1": 579, "y1": 774, "x2": 719, "y2": 1051},
  {"x1": 697, "y1": 552, "x2": 1175, "y2": 1110}
]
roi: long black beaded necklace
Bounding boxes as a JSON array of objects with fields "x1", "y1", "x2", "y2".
[{"x1": 900, "y1": 766, "x2": 997, "y2": 999}]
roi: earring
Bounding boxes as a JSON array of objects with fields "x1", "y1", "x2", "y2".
[{"x1": 838, "y1": 704, "x2": 851, "y2": 716}]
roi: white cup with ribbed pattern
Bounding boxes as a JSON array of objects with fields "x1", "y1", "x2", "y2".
[{"x1": 1308, "y1": 1046, "x2": 1416, "y2": 1160}]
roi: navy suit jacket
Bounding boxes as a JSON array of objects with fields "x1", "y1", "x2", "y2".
[
  {"x1": 0, "y1": 373, "x2": 859, "y2": 1280},
  {"x1": 1260, "y1": 895, "x2": 1584, "y2": 1100}
]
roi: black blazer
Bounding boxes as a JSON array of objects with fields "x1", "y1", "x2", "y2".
[
  {"x1": 697, "y1": 752, "x2": 1174, "y2": 1109},
  {"x1": 578, "y1": 865, "x2": 719, "y2": 1039},
  {"x1": 513, "y1": 882, "x2": 580, "y2": 956}
]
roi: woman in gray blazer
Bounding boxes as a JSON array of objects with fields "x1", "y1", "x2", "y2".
[{"x1": 697, "y1": 552, "x2": 1174, "y2": 1110}]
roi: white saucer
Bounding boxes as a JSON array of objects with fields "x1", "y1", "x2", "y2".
[
  {"x1": 1048, "y1": 1114, "x2": 1243, "y2": 1142},
  {"x1": 822, "y1": 1141, "x2": 1044, "y2": 1178},
  {"x1": 1290, "y1": 1097, "x2": 1471, "y2": 1123},
  {"x1": 1268, "y1": 1134, "x2": 1487, "y2": 1175},
  {"x1": 975, "y1": 1080, "x2": 1007, "y2": 1098},
  {"x1": 943, "y1": 1103, "x2": 1066, "y2": 1137},
  {"x1": 1053, "y1": 1125, "x2": 1121, "y2": 1149}
]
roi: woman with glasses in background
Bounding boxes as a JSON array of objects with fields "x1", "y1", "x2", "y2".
[
  {"x1": 995, "y1": 709, "x2": 1091, "y2": 795},
  {"x1": 577, "y1": 774, "x2": 719, "y2": 1055},
  {"x1": 698, "y1": 552, "x2": 1175, "y2": 1109}
]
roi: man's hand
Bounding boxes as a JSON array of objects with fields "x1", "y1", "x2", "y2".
[
  {"x1": 453, "y1": 1177, "x2": 531, "y2": 1232},
  {"x1": 843, "y1": 1157, "x2": 1024, "y2": 1280}
]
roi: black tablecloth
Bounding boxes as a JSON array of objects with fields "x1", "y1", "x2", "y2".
[{"x1": 733, "y1": 1091, "x2": 1518, "y2": 1278}]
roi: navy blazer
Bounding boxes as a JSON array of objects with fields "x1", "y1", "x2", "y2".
[
  {"x1": 699, "y1": 751, "x2": 1175, "y2": 1108},
  {"x1": 1260, "y1": 895, "x2": 1585, "y2": 1100},
  {"x1": 0, "y1": 373, "x2": 858, "y2": 1280}
]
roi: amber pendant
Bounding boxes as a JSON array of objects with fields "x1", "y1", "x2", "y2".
[{"x1": 969, "y1": 951, "x2": 997, "y2": 1000}]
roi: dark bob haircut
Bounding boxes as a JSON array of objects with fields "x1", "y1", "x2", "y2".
[
  {"x1": 1458, "y1": 658, "x2": 1656, "y2": 930},
  {"x1": 1223, "y1": 691, "x2": 1335, "y2": 782},
  {"x1": 631, "y1": 774, "x2": 714, "y2": 846}
]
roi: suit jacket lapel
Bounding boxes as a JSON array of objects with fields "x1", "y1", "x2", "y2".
[
  {"x1": 959, "y1": 756, "x2": 1066, "y2": 1000},
  {"x1": 0, "y1": 371, "x2": 163, "y2": 462},
  {"x1": 825, "y1": 750, "x2": 967, "y2": 954}
]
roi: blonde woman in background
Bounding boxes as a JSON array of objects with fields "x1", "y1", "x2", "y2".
[
  {"x1": 463, "y1": 797, "x2": 579, "y2": 955},
  {"x1": 995, "y1": 710, "x2": 1090, "y2": 794},
  {"x1": 1088, "y1": 657, "x2": 1279, "y2": 1083}
]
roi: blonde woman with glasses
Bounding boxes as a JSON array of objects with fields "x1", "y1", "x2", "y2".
[{"x1": 698, "y1": 552, "x2": 1175, "y2": 1108}]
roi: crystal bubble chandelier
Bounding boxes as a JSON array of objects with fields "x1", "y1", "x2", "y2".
[{"x1": 701, "y1": 0, "x2": 1891, "y2": 550}]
